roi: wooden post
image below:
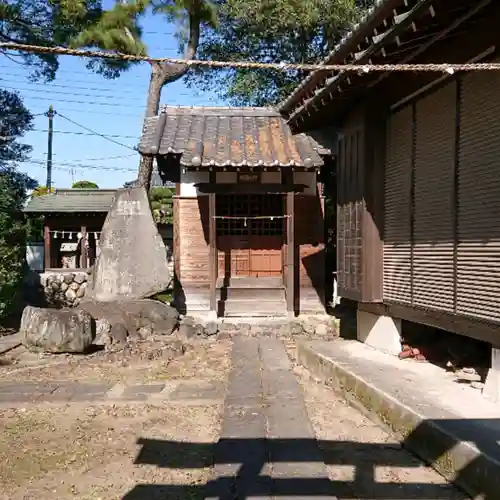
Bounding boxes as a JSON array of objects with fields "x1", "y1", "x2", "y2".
[
  {"x1": 80, "y1": 225, "x2": 87, "y2": 269},
  {"x1": 209, "y1": 169, "x2": 217, "y2": 315},
  {"x1": 283, "y1": 169, "x2": 295, "y2": 316},
  {"x1": 286, "y1": 191, "x2": 295, "y2": 316},
  {"x1": 43, "y1": 224, "x2": 51, "y2": 270}
]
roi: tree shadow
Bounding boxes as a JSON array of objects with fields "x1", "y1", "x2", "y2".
[{"x1": 120, "y1": 417, "x2": 500, "y2": 499}]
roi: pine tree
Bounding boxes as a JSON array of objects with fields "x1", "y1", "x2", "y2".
[
  {"x1": 187, "y1": 0, "x2": 375, "y2": 106},
  {"x1": 73, "y1": 0, "x2": 218, "y2": 190}
]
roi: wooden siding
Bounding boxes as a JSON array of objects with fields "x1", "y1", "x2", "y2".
[
  {"x1": 382, "y1": 70, "x2": 500, "y2": 329},
  {"x1": 413, "y1": 82, "x2": 456, "y2": 312},
  {"x1": 176, "y1": 196, "x2": 210, "y2": 284},
  {"x1": 383, "y1": 106, "x2": 412, "y2": 304},
  {"x1": 457, "y1": 70, "x2": 500, "y2": 323},
  {"x1": 336, "y1": 104, "x2": 385, "y2": 303},
  {"x1": 295, "y1": 194, "x2": 325, "y2": 289}
]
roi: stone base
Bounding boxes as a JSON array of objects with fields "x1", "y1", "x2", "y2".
[
  {"x1": 40, "y1": 270, "x2": 90, "y2": 308},
  {"x1": 356, "y1": 309, "x2": 402, "y2": 356}
]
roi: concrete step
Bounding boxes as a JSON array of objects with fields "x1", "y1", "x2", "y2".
[{"x1": 296, "y1": 339, "x2": 500, "y2": 500}]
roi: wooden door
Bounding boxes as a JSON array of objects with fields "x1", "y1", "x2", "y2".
[
  {"x1": 249, "y1": 236, "x2": 282, "y2": 277},
  {"x1": 216, "y1": 193, "x2": 284, "y2": 279}
]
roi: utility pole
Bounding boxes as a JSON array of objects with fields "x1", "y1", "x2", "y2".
[{"x1": 46, "y1": 105, "x2": 54, "y2": 189}]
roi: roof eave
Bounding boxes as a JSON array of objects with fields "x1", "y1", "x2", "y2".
[
  {"x1": 278, "y1": 0, "x2": 400, "y2": 116},
  {"x1": 284, "y1": 0, "x2": 470, "y2": 126}
]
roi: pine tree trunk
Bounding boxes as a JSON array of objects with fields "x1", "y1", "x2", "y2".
[
  {"x1": 137, "y1": 64, "x2": 165, "y2": 189},
  {"x1": 137, "y1": 62, "x2": 190, "y2": 190}
]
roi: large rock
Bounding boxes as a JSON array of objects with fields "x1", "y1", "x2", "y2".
[
  {"x1": 88, "y1": 186, "x2": 171, "y2": 301},
  {"x1": 78, "y1": 298, "x2": 179, "y2": 336},
  {"x1": 20, "y1": 306, "x2": 96, "y2": 353}
]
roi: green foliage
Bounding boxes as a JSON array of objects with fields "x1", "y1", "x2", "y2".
[
  {"x1": 0, "y1": 90, "x2": 33, "y2": 164},
  {"x1": 186, "y1": 0, "x2": 375, "y2": 106},
  {"x1": 151, "y1": 289, "x2": 173, "y2": 304},
  {"x1": 0, "y1": 0, "x2": 101, "y2": 80},
  {"x1": 0, "y1": 168, "x2": 37, "y2": 320},
  {"x1": 149, "y1": 186, "x2": 173, "y2": 224},
  {"x1": 152, "y1": 0, "x2": 218, "y2": 53},
  {"x1": 31, "y1": 185, "x2": 54, "y2": 196},
  {"x1": 72, "y1": 180, "x2": 99, "y2": 188},
  {"x1": 0, "y1": 88, "x2": 36, "y2": 319},
  {"x1": 0, "y1": 0, "x2": 148, "y2": 80}
]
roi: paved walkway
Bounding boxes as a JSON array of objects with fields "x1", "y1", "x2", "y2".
[
  {"x1": 206, "y1": 337, "x2": 336, "y2": 499},
  {"x1": 0, "y1": 378, "x2": 224, "y2": 405}
]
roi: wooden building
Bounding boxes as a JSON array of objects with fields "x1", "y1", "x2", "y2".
[
  {"x1": 139, "y1": 106, "x2": 330, "y2": 317},
  {"x1": 24, "y1": 188, "x2": 175, "y2": 273},
  {"x1": 24, "y1": 189, "x2": 116, "y2": 271},
  {"x1": 279, "y1": 0, "x2": 500, "y2": 350}
]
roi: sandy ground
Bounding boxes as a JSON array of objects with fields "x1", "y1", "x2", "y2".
[
  {"x1": 0, "y1": 338, "x2": 232, "y2": 499},
  {"x1": 0, "y1": 338, "x2": 232, "y2": 385},
  {"x1": 0, "y1": 404, "x2": 220, "y2": 500}
]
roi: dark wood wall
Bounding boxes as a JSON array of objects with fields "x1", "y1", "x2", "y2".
[{"x1": 336, "y1": 105, "x2": 385, "y2": 303}]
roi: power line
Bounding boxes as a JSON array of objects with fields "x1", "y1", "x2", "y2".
[
  {"x1": 35, "y1": 152, "x2": 137, "y2": 162},
  {"x1": 55, "y1": 111, "x2": 137, "y2": 151},
  {"x1": 0, "y1": 76, "x2": 149, "y2": 93},
  {"x1": 22, "y1": 158, "x2": 136, "y2": 172},
  {"x1": 19, "y1": 94, "x2": 144, "y2": 108},
  {"x1": 0, "y1": 65, "x2": 152, "y2": 79},
  {"x1": 2, "y1": 40, "x2": 500, "y2": 74},
  {"x1": 1, "y1": 84, "x2": 216, "y2": 104},
  {"x1": 1, "y1": 84, "x2": 146, "y2": 101},
  {"x1": 30, "y1": 128, "x2": 139, "y2": 139},
  {"x1": 28, "y1": 105, "x2": 143, "y2": 118},
  {"x1": 0, "y1": 77, "x2": 216, "y2": 100}
]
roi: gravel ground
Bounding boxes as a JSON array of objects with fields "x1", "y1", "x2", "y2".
[
  {"x1": 0, "y1": 338, "x2": 232, "y2": 499},
  {"x1": 0, "y1": 403, "x2": 221, "y2": 500},
  {"x1": 0, "y1": 338, "x2": 232, "y2": 385}
]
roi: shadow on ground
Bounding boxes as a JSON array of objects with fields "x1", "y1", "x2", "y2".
[{"x1": 121, "y1": 417, "x2": 500, "y2": 499}]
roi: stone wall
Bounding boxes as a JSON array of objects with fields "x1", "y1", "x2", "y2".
[{"x1": 41, "y1": 271, "x2": 91, "y2": 308}]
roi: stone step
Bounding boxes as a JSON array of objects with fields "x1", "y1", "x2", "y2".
[
  {"x1": 217, "y1": 276, "x2": 284, "y2": 289},
  {"x1": 217, "y1": 287, "x2": 286, "y2": 301},
  {"x1": 219, "y1": 299, "x2": 287, "y2": 317}
]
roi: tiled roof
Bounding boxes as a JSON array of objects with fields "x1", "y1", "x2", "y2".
[
  {"x1": 23, "y1": 189, "x2": 116, "y2": 213},
  {"x1": 138, "y1": 106, "x2": 327, "y2": 168}
]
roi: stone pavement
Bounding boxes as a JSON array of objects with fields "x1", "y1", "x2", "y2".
[
  {"x1": 0, "y1": 333, "x2": 22, "y2": 355},
  {"x1": 0, "y1": 378, "x2": 224, "y2": 406},
  {"x1": 206, "y1": 337, "x2": 337, "y2": 499}
]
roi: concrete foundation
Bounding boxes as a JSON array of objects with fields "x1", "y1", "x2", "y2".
[
  {"x1": 483, "y1": 347, "x2": 500, "y2": 403},
  {"x1": 356, "y1": 309, "x2": 402, "y2": 355}
]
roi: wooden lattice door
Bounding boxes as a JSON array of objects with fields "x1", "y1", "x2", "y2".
[{"x1": 216, "y1": 194, "x2": 284, "y2": 278}]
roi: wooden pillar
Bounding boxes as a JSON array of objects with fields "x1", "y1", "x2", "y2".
[
  {"x1": 80, "y1": 225, "x2": 87, "y2": 269},
  {"x1": 209, "y1": 169, "x2": 217, "y2": 315},
  {"x1": 283, "y1": 170, "x2": 295, "y2": 316},
  {"x1": 43, "y1": 224, "x2": 51, "y2": 270}
]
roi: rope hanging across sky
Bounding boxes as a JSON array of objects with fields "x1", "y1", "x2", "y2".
[{"x1": 3, "y1": 41, "x2": 500, "y2": 74}]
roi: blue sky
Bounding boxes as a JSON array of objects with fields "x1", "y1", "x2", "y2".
[{"x1": 0, "y1": 3, "x2": 226, "y2": 189}]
